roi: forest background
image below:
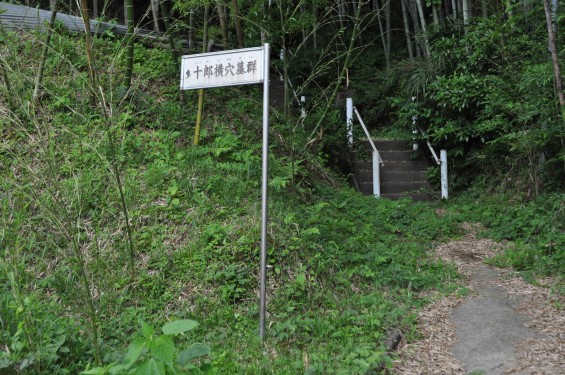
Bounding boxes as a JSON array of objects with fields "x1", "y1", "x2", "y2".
[{"x1": 0, "y1": 0, "x2": 563, "y2": 374}]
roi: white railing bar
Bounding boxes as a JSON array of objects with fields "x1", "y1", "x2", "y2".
[
  {"x1": 418, "y1": 128, "x2": 440, "y2": 165},
  {"x1": 353, "y1": 106, "x2": 384, "y2": 165},
  {"x1": 426, "y1": 140, "x2": 441, "y2": 165}
]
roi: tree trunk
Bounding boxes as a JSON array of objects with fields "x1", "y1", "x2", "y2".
[
  {"x1": 543, "y1": 0, "x2": 565, "y2": 173},
  {"x1": 451, "y1": 0, "x2": 457, "y2": 17},
  {"x1": 232, "y1": 0, "x2": 244, "y2": 48},
  {"x1": 312, "y1": 1, "x2": 318, "y2": 49},
  {"x1": 432, "y1": 3, "x2": 439, "y2": 24},
  {"x1": 376, "y1": 1, "x2": 389, "y2": 68},
  {"x1": 33, "y1": 3, "x2": 58, "y2": 102},
  {"x1": 415, "y1": 0, "x2": 431, "y2": 57},
  {"x1": 407, "y1": 0, "x2": 424, "y2": 57},
  {"x1": 482, "y1": 0, "x2": 488, "y2": 17},
  {"x1": 188, "y1": 9, "x2": 195, "y2": 49},
  {"x1": 92, "y1": 0, "x2": 98, "y2": 19},
  {"x1": 551, "y1": 0, "x2": 558, "y2": 33},
  {"x1": 385, "y1": 0, "x2": 391, "y2": 63},
  {"x1": 462, "y1": 0, "x2": 471, "y2": 23},
  {"x1": 159, "y1": 0, "x2": 179, "y2": 72},
  {"x1": 401, "y1": 0, "x2": 414, "y2": 59},
  {"x1": 150, "y1": 0, "x2": 160, "y2": 32},
  {"x1": 217, "y1": 1, "x2": 229, "y2": 48}
]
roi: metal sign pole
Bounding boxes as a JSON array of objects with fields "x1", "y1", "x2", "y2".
[
  {"x1": 179, "y1": 43, "x2": 270, "y2": 339},
  {"x1": 259, "y1": 43, "x2": 270, "y2": 339}
]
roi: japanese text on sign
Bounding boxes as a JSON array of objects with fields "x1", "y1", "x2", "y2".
[{"x1": 180, "y1": 47, "x2": 264, "y2": 90}]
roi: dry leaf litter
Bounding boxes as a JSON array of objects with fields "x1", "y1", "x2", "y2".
[{"x1": 393, "y1": 222, "x2": 564, "y2": 375}]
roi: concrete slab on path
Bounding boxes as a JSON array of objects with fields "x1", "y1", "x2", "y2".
[{"x1": 449, "y1": 264, "x2": 545, "y2": 375}]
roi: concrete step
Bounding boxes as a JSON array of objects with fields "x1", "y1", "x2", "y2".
[
  {"x1": 382, "y1": 192, "x2": 436, "y2": 202},
  {"x1": 358, "y1": 181, "x2": 432, "y2": 195},
  {"x1": 355, "y1": 170, "x2": 428, "y2": 183},
  {"x1": 362, "y1": 139, "x2": 413, "y2": 151},
  {"x1": 380, "y1": 150, "x2": 418, "y2": 162},
  {"x1": 353, "y1": 138, "x2": 437, "y2": 201},
  {"x1": 355, "y1": 160, "x2": 430, "y2": 172}
]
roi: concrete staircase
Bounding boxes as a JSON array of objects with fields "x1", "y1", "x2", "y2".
[{"x1": 353, "y1": 140, "x2": 436, "y2": 201}]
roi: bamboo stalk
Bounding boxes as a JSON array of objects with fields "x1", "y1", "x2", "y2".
[
  {"x1": 194, "y1": 5, "x2": 210, "y2": 145},
  {"x1": 543, "y1": 0, "x2": 565, "y2": 174},
  {"x1": 79, "y1": 0, "x2": 97, "y2": 107},
  {"x1": 33, "y1": 3, "x2": 58, "y2": 102},
  {"x1": 303, "y1": 0, "x2": 364, "y2": 150},
  {"x1": 232, "y1": 0, "x2": 244, "y2": 48},
  {"x1": 401, "y1": 0, "x2": 414, "y2": 59},
  {"x1": 159, "y1": 0, "x2": 180, "y2": 72},
  {"x1": 217, "y1": 1, "x2": 229, "y2": 48},
  {"x1": 122, "y1": 0, "x2": 135, "y2": 93}
]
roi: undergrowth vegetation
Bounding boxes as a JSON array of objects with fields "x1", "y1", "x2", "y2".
[
  {"x1": 0, "y1": 27, "x2": 464, "y2": 374},
  {"x1": 0, "y1": 9, "x2": 563, "y2": 375},
  {"x1": 450, "y1": 193, "x2": 565, "y2": 278}
]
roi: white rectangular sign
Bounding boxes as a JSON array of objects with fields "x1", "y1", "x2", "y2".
[{"x1": 180, "y1": 46, "x2": 264, "y2": 90}]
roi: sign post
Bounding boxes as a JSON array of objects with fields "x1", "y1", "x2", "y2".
[{"x1": 180, "y1": 44, "x2": 270, "y2": 339}]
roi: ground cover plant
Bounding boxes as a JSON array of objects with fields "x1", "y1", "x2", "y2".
[
  {"x1": 1, "y1": 2, "x2": 564, "y2": 373},
  {"x1": 0, "y1": 25, "x2": 465, "y2": 374},
  {"x1": 448, "y1": 192, "x2": 565, "y2": 280}
]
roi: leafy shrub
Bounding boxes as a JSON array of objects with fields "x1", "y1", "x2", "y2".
[{"x1": 82, "y1": 320, "x2": 211, "y2": 374}]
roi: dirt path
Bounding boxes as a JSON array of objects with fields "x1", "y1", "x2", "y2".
[{"x1": 393, "y1": 223, "x2": 564, "y2": 374}]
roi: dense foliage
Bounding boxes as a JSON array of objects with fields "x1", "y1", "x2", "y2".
[{"x1": 1, "y1": 1, "x2": 563, "y2": 374}]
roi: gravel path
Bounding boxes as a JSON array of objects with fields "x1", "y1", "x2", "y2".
[{"x1": 393, "y1": 223, "x2": 564, "y2": 374}]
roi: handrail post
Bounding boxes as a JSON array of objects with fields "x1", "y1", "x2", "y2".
[
  {"x1": 346, "y1": 98, "x2": 353, "y2": 146},
  {"x1": 440, "y1": 149, "x2": 448, "y2": 199},
  {"x1": 372, "y1": 150, "x2": 381, "y2": 198}
]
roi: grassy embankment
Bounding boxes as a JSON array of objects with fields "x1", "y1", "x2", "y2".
[{"x1": 1, "y1": 29, "x2": 561, "y2": 374}]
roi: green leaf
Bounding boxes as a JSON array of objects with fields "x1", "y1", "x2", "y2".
[
  {"x1": 295, "y1": 273, "x2": 306, "y2": 289},
  {"x1": 108, "y1": 364, "x2": 126, "y2": 375},
  {"x1": 149, "y1": 335, "x2": 175, "y2": 370},
  {"x1": 168, "y1": 184, "x2": 178, "y2": 196},
  {"x1": 139, "y1": 320, "x2": 154, "y2": 338},
  {"x1": 123, "y1": 337, "x2": 146, "y2": 368},
  {"x1": 135, "y1": 358, "x2": 165, "y2": 375},
  {"x1": 177, "y1": 343, "x2": 211, "y2": 366},
  {"x1": 81, "y1": 367, "x2": 108, "y2": 375},
  {"x1": 302, "y1": 227, "x2": 320, "y2": 236},
  {"x1": 161, "y1": 320, "x2": 198, "y2": 335}
]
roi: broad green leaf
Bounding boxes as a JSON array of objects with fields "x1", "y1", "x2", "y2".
[
  {"x1": 135, "y1": 358, "x2": 165, "y2": 375},
  {"x1": 81, "y1": 367, "x2": 108, "y2": 375},
  {"x1": 176, "y1": 343, "x2": 211, "y2": 365},
  {"x1": 302, "y1": 227, "x2": 320, "y2": 236},
  {"x1": 149, "y1": 335, "x2": 175, "y2": 370},
  {"x1": 123, "y1": 337, "x2": 146, "y2": 368},
  {"x1": 161, "y1": 319, "x2": 198, "y2": 335},
  {"x1": 108, "y1": 364, "x2": 127, "y2": 375},
  {"x1": 295, "y1": 273, "x2": 306, "y2": 289},
  {"x1": 139, "y1": 320, "x2": 154, "y2": 338}
]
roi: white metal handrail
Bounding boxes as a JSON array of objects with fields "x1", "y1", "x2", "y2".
[
  {"x1": 416, "y1": 127, "x2": 448, "y2": 199},
  {"x1": 418, "y1": 127, "x2": 440, "y2": 166},
  {"x1": 353, "y1": 106, "x2": 383, "y2": 198}
]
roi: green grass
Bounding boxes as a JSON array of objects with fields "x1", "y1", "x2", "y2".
[{"x1": 1, "y1": 27, "x2": 561, "y2": 375}]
